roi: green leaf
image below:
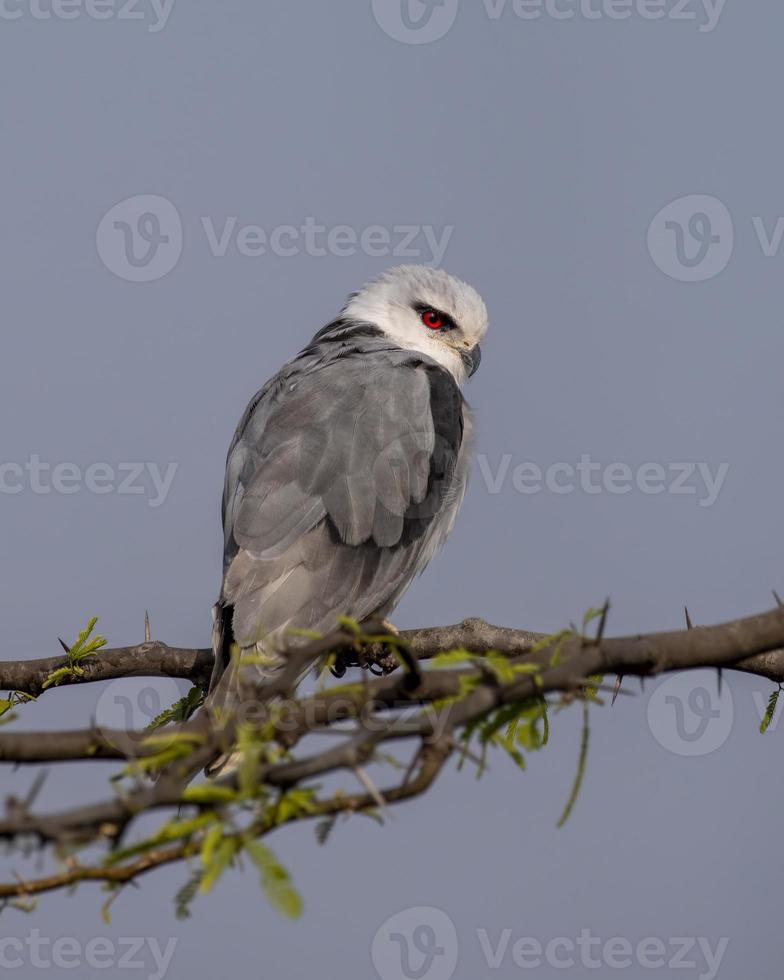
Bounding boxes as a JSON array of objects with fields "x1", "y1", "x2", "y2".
[
  {"x1": 456, "y1": 696, "x2": 549, "y2": 777},
  {"x1": 146, "y1": 812, "x2": 218, "y2": 845},
  {"x1": 760, "y1": 687, "x2": 781, "y2": 734},
  {"x1": 581, "y1": 607, "x2": 604, "y2": 634},
  {"x1": 557, "y1": 702, "x2": 590, "y2": 828},
  {"x1": 67, "y1": 617, "x2": 108, "y2": 663},
  {"x1": 181, "y1": 785, "x2": 238, "y2": 806},
  {"x1": 483, "y1": 651, "x2": 518, "y2": 683},
  {"x1": 245, "y1": 840, "x2": 302, "y2": 919},
  {"x1": 199, "y1": 837, "x2": 240, "y2": 894},
  {"x1": 237, "y1": 725, "x2": 265, "y2": 798},
  {"x1": 583, "y1": 674, "x2": 604, "y2": 701},
  {"x1": 42, "y1": 617, "x2": 108, "y2": 688},
  {"x1": 430, "y1": 648, "x2": 474, "y2": 668},
  {"x1": 430, "y1": 673, "x2": 481, "y2": 712},
  {"x1": 104, "y1": 813, "x2": 218, "y2": 866},
  {"x1": 318, "y1": 681, "x2": 363, "y2": 698},
  {"x1": 0, "y1": 692, "x2": 34, "y2": 720},
  {"x1": 527, "y1": 627, "x2": 576, "y2": 662},
  {"x1": 199, "y1": 824, "x2": 225, "y2": 869},
  {"x1": 124, "y1": 739, "x2": 199, "y2": 775},
  {"x1": 100, "y1": 886, "x2": 122, "y2": 925},
  {"x1": 145, "y1": 686, "x2": 204, "y2": 732},
  {"x1": 174, "y1": 870, "x2": 204, "y2": 920},
  {"x1": 271, "y1": 788, "x2": 318, "y2": 825},
  {"x1": 42, "y1": 666, "x2": 82, "y2": 690},
  {"x1": 315, "y1": 815, "x2": 337, "y2": 846}
]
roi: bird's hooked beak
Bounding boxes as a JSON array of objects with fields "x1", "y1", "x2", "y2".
[{"x1": 460, "y1": 344, "x2": 482, "y2": 378}]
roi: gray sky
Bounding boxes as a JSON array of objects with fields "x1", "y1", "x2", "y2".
[{"x1": 1, "y1": 1, "x2": 783, "y2": 977}]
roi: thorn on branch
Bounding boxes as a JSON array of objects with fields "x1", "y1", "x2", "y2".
[
  {"x1": 401, "y1": 744, "x2": 424, "y2": 788},
  {"x1": 22, "y1": 771, "x2": 48, "y2": 811},
  {"x1": 352, "y1": 766, "x2": 387, "y2": 813},
  {"x1": 595, "y1": 599, "x2": 611, "y2": 645}
]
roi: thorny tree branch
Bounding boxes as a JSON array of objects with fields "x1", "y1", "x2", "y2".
[
  {"x1": 0, "y1": 621, "x2": 548, "y2": 699},
  {"x1": 2, "y1": 603, "x2": 784, "y2": 907}
]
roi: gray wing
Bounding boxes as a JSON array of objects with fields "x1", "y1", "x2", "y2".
[{"x1": 214, "y1": 342, "x2": 467, "y2": 676}]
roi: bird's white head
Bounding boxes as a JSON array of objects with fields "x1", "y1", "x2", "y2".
[{"x1": 343, "y1": 265, "x2": 488, "y2": 384}]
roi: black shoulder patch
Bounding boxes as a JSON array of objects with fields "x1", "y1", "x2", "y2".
[
  {"x1": 400, "y1": 365, "x2": 464, "y2": 546},
  {"x1": 426, "y1": 365, "x2": 464, "y2": 464},
  {"x1": 310, "y1": 318, "x2": 386, "y2": 345}
]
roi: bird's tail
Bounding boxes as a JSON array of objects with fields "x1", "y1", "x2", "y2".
[
  {"x1": 204, "y1": 602, "x2": 282, "y2": 777},
  {"x1": 207, "y1": 600, "x2": 234, "y2": 705}
]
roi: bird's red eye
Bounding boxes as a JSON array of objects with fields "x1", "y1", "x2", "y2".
[{"x1": 422, "y1": 309, "x2": 443, "y2": 330}]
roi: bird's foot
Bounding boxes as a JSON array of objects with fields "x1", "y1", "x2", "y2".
[{"x1": 330, "y1": 619, "x2": 401, "y2": 678}]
